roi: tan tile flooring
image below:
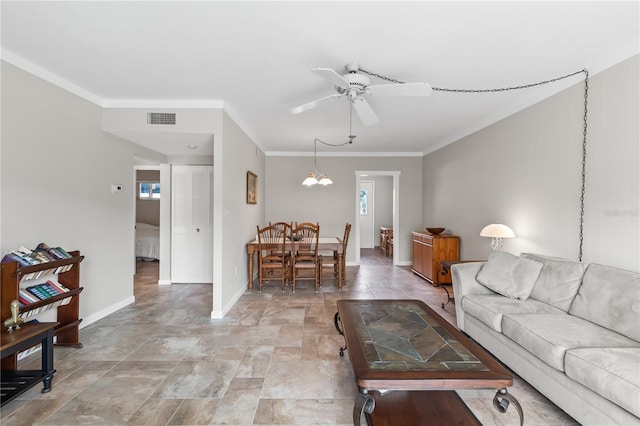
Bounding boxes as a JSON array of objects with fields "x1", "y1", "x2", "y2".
[{"x1": 1, "y1": 249, "x2": 578, "y2": 425}]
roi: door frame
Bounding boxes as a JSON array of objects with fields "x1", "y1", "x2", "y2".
[{"x1": 354, "y1": 171, "x2": 400, "y2": 266}]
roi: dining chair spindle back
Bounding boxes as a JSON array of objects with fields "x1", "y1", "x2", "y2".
[
  {"x1": 290, "y1": 222, "x2": 320, "y2": 292},
  {"x1": 256, "y1": 225, "x2": 289, "y2": 293}
]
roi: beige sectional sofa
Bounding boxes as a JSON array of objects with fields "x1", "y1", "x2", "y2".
[{"x1": 451, "y1": 252, "x2": 639, "y2": 425}]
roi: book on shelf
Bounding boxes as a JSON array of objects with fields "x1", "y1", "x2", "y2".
[
  {"x1": 46, "y1": 279, "x2": 70, "y2": 293},
  {"x1": 24, "y1": 281, "x2": 70, "y2": 301},
  {"x1": 2, "y1": 243, "x2": 75, "y2": 275},
  {"x1": 36, "y1": 242, "x2": 72, "y2": 260},
  {"x1": 19, "y1": 288, "x2": 39, "y2": 304},
  {"x1": 1, "y1": 252, "x2": 32, "y2": 267},
  {"x1": 53, "y1": 246, "x2": 73, "y2": 259},
  {"x1": 33, "y1": 247, "x2": 57, "y2": 262},
  {"x1": 17, "y1": 280, "x2": 73, "y2": 311}
]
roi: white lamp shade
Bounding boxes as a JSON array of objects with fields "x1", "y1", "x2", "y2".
[
  {"x1": 480, "y1": 223, "x2": 515, "y2": 238},
  {"x1": 302, "y1": 173, "x2": 318, "y2": 186},
  {"x1": 318, "y1": 175, "x2": 333, "y2": 185}
]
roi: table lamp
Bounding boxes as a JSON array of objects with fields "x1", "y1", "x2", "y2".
[{"x1": 480, "y1": 223, "x2": 515, "y2": 250}]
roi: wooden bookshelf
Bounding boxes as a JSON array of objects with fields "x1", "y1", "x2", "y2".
[{"x1": 1, "y1": 250, "x2": 84, "y2": 370}]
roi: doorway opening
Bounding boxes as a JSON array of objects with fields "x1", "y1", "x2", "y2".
[
  {"x1": 134, "y1": 165, "x2": 161, "y2": 278},
  {"x1": 354, "y1": 171, "x2": 400, "y2": 266}
]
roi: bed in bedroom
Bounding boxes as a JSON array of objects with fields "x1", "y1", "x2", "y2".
[{"x1": 136, "y1": 222, "x2": 159, "y2": 261}]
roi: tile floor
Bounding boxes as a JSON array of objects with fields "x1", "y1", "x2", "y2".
[{"x1": 1, "y1": 249, "x2": 578, "y2": 425}]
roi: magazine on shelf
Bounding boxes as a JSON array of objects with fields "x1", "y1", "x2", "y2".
[
  {"x1": 2, "y1": 243, "x2": 74, "y2": 275},
  {"x1": 46, "y1": 279, "x2": 70, "y2": 293},
  {"x1": 1, "y1": 252, "x2": 31, "y2": 267},
  {"x1": 18, "y1": 289, "x2": 39, "y2": 304}
]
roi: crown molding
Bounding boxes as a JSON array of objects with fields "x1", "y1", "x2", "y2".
[
  {"x1": 103, "y1": 99, "x2": 224, "y2": 108},
  {"x1": 2, "y1": 48, "x2": 104, "y2": 106},
  {"x1": 266, "y1": 151, "x2": 424, "y2": 157}
]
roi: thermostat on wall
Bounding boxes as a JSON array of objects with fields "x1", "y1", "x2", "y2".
[{"x1": 111, "y1": 184, "x2": 123, "y2": 193}]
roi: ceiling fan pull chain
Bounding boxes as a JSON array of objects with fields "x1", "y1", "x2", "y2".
[
  {"x1": 358, "y1": 68, "x2": 406, "y2": 85},
  {"x1": 578, "y1": 69, "x2": 589, "y2": 262},
  {"x1": 432, "y1": 69, "x2": 586, "y2": 93}
]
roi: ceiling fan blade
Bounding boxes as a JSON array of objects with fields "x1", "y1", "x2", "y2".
[
  {"x1": 312, "y1": 68, "x2": 350, "y2": 89},
  {"x1": 351, "y1": 96, "x2": 379, "y2": 126},
  {"x1": 367, "y1": 82, "x2": 433, "y2": 96},
  {"x1": 289, "y1": 93, "x2": 342, "y2": 114}
]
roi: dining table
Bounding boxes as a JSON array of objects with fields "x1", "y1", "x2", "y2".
[{"x1": 246, "y1": 237, "x2": 345, "y2": 290}]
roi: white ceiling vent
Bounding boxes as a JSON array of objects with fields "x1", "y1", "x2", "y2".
[{"x1": 147, "y1": 112, "x2": 176, "y2": 125}]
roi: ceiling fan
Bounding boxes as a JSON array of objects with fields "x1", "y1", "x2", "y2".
[{"x1": 289, "y1": 63, "x2": 432, "y2": 126}]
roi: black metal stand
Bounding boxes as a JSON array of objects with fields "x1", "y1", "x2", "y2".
[
  {"x1": 493, "y1": 388, "x2": 524, "y2": 426},
  {"x1": 435, "y1": 265, "x2": 455, "y2": 309},
  {"x1": 333, "y1": 312, "x2": 347, "y2": 356},
  {"x1": 1, "y1": 323, "x2": 57, "y2": 406}
]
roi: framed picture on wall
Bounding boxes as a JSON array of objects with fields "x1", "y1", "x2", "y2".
[{"x1": 247, "y1": 171, "x2": 257, "y2": 204}]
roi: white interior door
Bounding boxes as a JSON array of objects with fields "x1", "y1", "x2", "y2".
[
  {"x1": 359, "y1": 181, "x2": 375, "y2": 249},
  {"x1": 171, "y1": 165, "x2": 213, "y2": 283}
]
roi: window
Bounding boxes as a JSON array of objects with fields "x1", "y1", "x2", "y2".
[
  {"x1": 139, "y1": 182, "x2": 160, "y2": 200},
  {"x1": 360, "y1": 190, "x2": 368, "y2": 215}
]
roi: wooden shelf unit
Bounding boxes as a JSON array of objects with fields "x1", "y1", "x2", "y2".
[
  {"x1": 411, "y1": 232, "x2": 459, "y2": 285},
  {"x1": 1, "y1": 250, "x2": 84, "y2": 370}
]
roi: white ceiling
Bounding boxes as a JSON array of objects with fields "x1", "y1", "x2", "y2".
[{"x1": 2, "y1": 1, "x2": 638, "y2": 156}]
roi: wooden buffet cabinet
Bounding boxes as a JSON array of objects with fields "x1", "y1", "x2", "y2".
[{"x1": 411, "y1": 232, "x2": 460, "y2": 285}]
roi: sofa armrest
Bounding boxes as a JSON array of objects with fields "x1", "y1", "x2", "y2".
[{"x1": 451, "y1": 262, "x2": 494, "y2": 331}]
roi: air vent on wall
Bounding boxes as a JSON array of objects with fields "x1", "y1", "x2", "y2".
[{"x1": 147, "y1": 112, "x2": 176, "y2": 125}]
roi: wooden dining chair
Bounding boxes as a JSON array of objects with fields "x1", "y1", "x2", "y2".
[
  {"x1": 319, "y1": 223, "x2": 350, "y2": 288},
  {"x1": 268, "y1": 221, "x2": 293, "y2": 256},
  {"x1": 290, "y1": 222, "x2": 320, "y2": 292},
  {"x1": 256, "y1": 225, "x2": 289, "y2": 293},
  {"x1": 269, "y1": 222, "x2": 292, "y2": 240}
]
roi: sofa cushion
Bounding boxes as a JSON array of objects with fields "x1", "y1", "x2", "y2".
[
  {"x1": 501, "y1": 313, "x2": 639, "y2": 371},
  {"x1": 462, "y1": 294, "x2": 565, "y2": 332},
  {"x1": 569, "y1": 263, "x2": 640, "y2": 341},
  {"x1": 521, "y1": 253, "x2": 587, "y2": 311},
  {"x1": 476, "y1": 251, "x2": 542, "y2": 300},
  {"x1": 565, "y1": 348, "x2": 640, "y2": 418}
]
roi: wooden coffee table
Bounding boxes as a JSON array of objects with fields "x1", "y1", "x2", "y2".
[{"x1": 334, "y1": 299, "x2": 523, "y2": 425}]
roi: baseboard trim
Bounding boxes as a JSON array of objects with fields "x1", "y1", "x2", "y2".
[
  {"x1": 211, "y1": 284, "x2": 246, "y2": 319},
  {"x1": 81, "y1": 296, "x2": 135, "y2": 328}
]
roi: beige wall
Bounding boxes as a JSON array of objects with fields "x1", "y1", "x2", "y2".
[
  {"x1": 215, "y1": 111, "x2": 265, "y2": 316},
  {"x1": 423, "y1": 55, "x2": 639, "y2": 272},
  {"x1": 1, "y1": 61, "x2": 137, "y2": 323}
]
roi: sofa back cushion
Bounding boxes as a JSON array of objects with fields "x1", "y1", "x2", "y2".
[
  {"x1": 521, "y1": 253, "x2": 588, "y2": 311},
  {"x1": 476, "y1": 251, "x2": 543, "y2": 300},
  {"x1": 569, "y1": 263, "x2": 640, "y2": 342}
]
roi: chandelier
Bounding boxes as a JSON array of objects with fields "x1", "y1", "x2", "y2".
[{"x1": 302, "y1": 138, "x2": 333, "y2": 186}]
